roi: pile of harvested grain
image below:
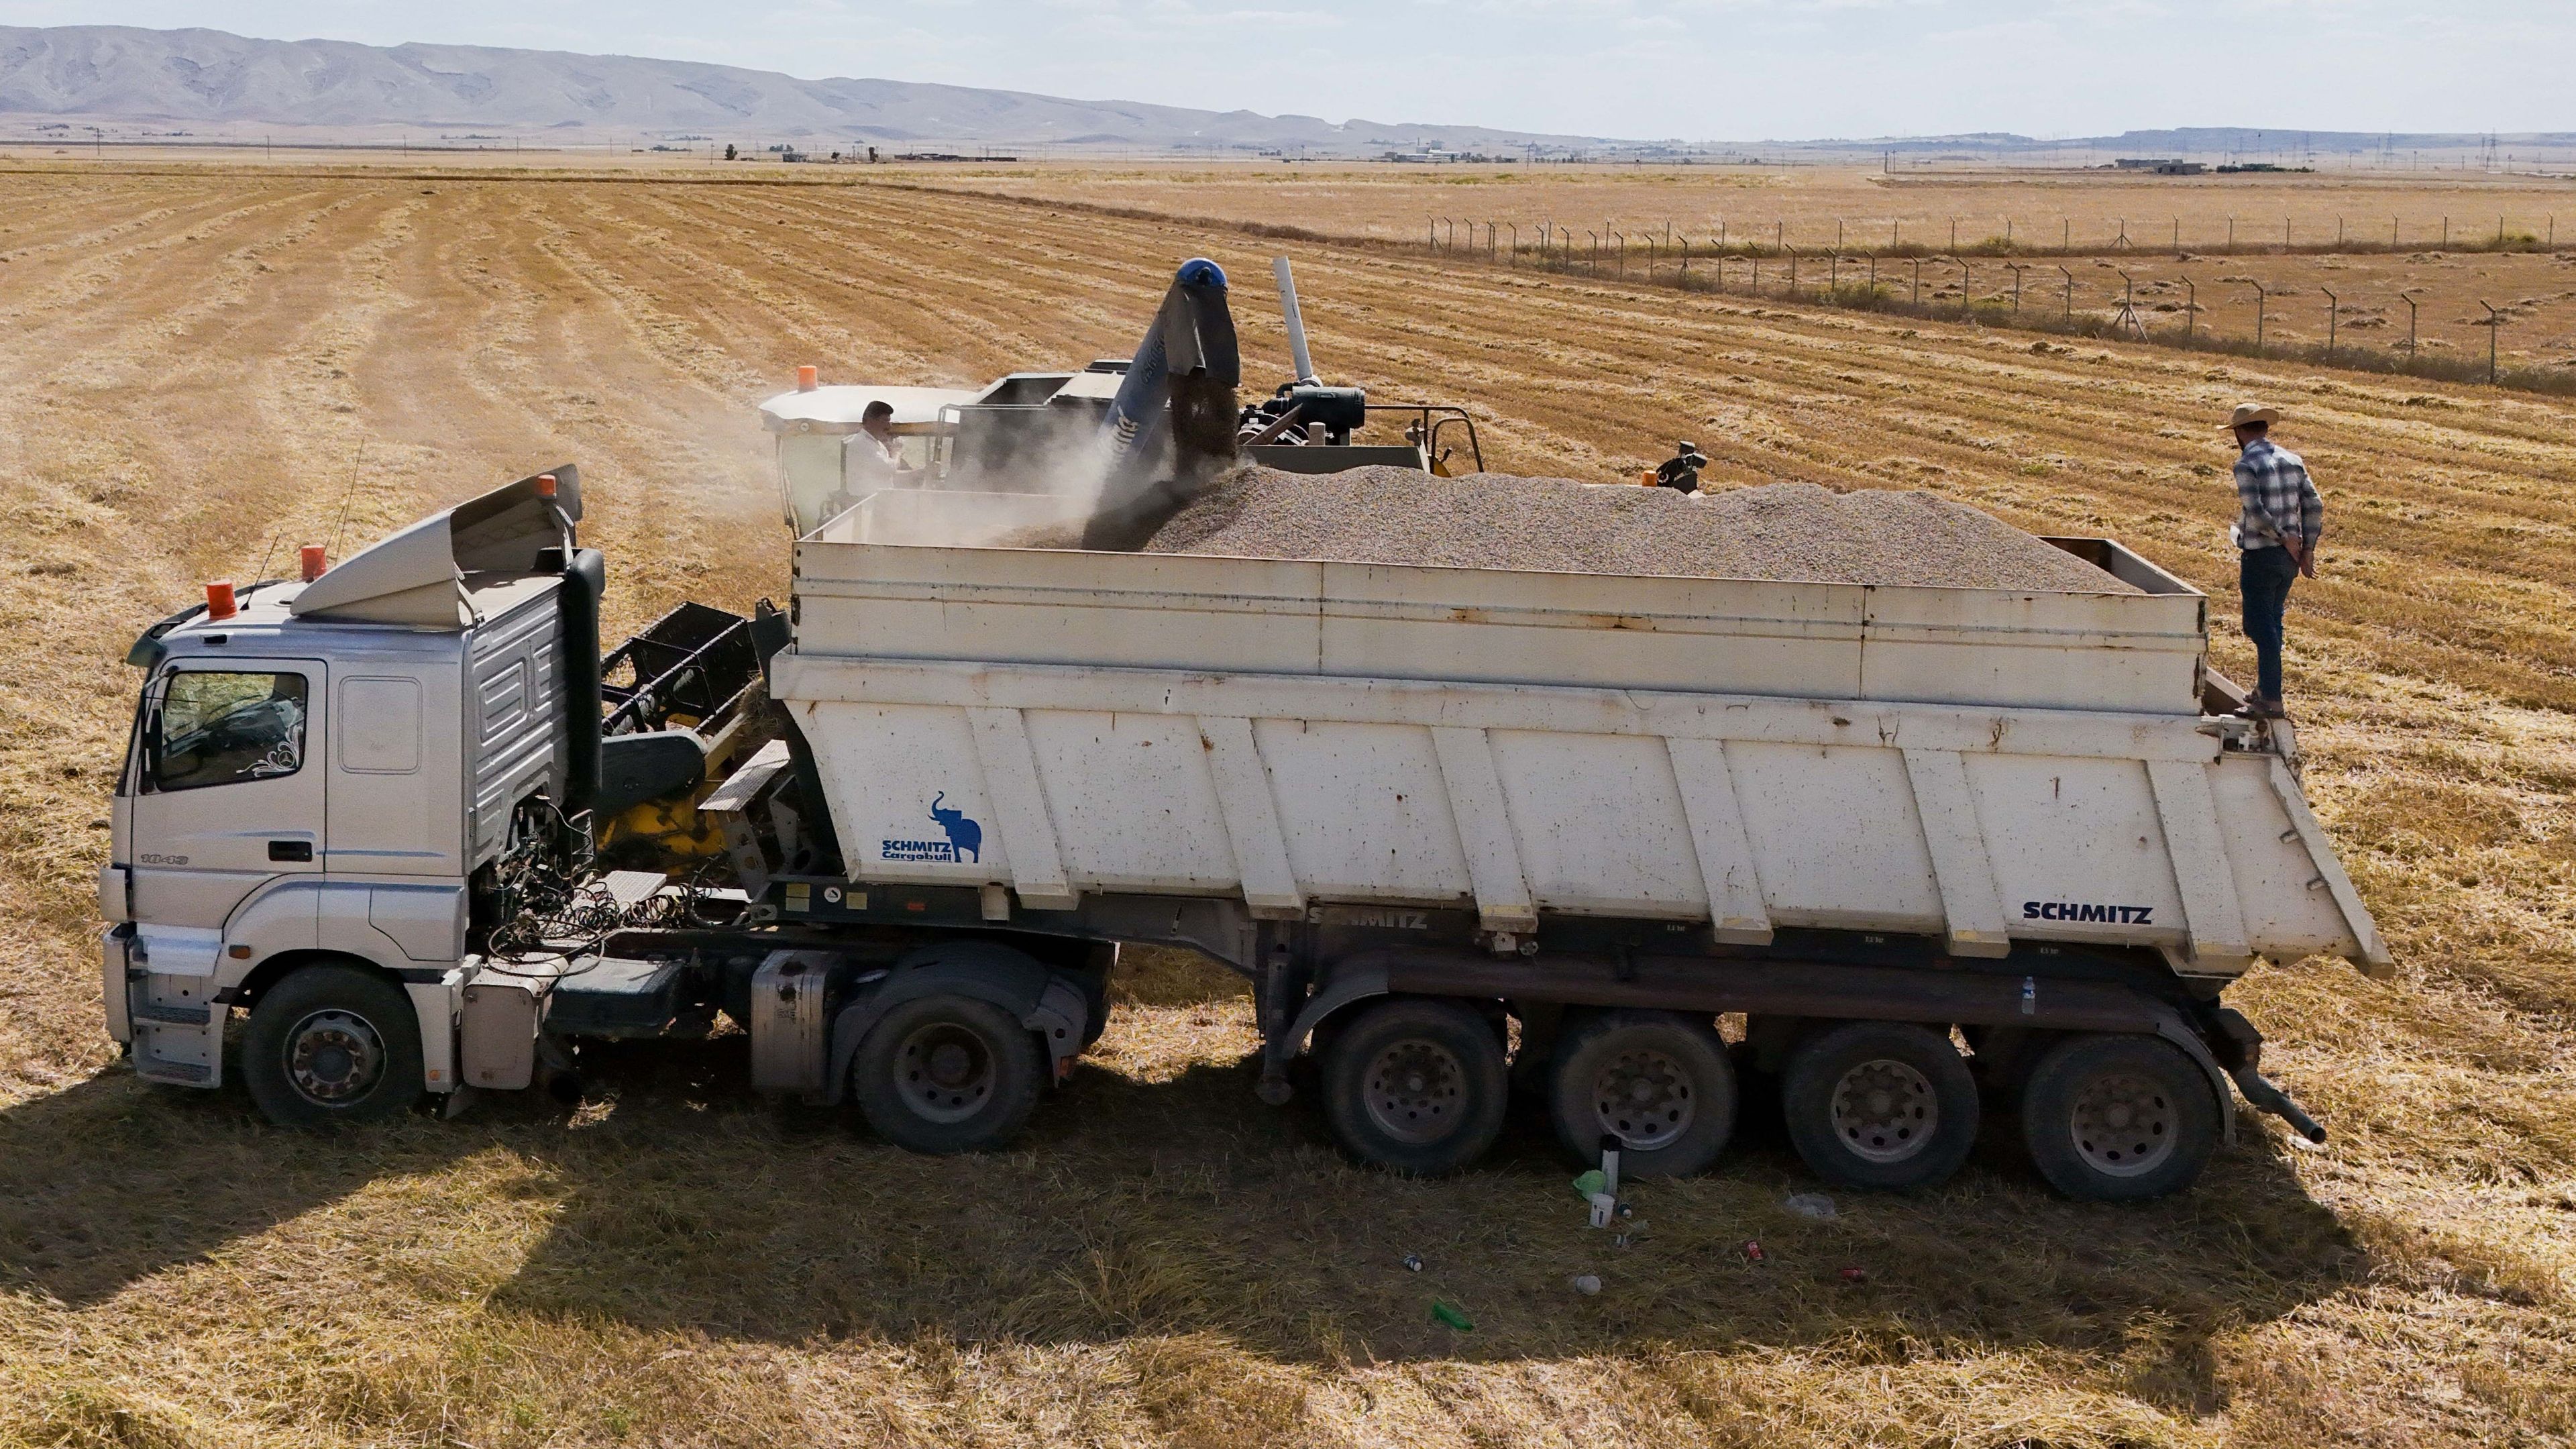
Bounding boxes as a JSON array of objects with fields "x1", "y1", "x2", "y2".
[{"x1": 1134, "y1": 465, "x2": 2137, "y2": 592}]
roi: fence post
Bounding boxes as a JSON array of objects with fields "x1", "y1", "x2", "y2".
[
  {"x1": 2251, "y1": 280, "x2": 2267, "y2": 352},
  {"x1": 2322, "y1": 287, "x2": 2337, "y2": 356},
  {"x1": 1960, "y1": 258, "x2": 1972, "y2": 309},
  {"x1": 2182, "y1": 276, "x2": 2195, "y2": 339},
  {"x1": 2482, "y1": 301, "x2": 2500, "y2": 381},
  {"x1": 2008, "y1": 262, "x2": 2023, "y2": 311},
  {"x1": 2226, "y1": 215, "x2": 2235, "y2": 251},
  {"x1": 1428, "y1": 215, "x2": 1437, "y2": 250},
  {"x1": 2058, "y1": 264, "x2": 2073, "y2": 321},
  {"x1": 1870, "y1": 254, "x2": 1878, "y2": 296},
  {"x1": 1786, "y1": 246, "x2": 1796, "y2": 292},
  {"x1": 2403, "y1": 292, "x2": 2418, "y2": 357},
  {"x1": 1911, "y1": 257, "x2": 1921, "y2": 305}
]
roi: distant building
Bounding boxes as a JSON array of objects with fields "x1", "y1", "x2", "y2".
[
  {"x1": 2155, "y1": 162, "x2": 2207, "y2": 175},
  {"x1": 2113, "y1": 157, "x2": 2180, "y2": 170}
]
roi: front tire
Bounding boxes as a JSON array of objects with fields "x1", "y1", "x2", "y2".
[
  {"x1": 241, "y1": 964, "x2": 424, "y2": 1127},
  {"x1": 852, "y1": 994, "x2": 1044, "y2": 1155},
  {"x1": 1781, "y1": 1020, "x2": 1979, "y2": 1190},
  {"x1": 2020, "y1": 1034, "x2": 2220, "y2": 1202},
  {"x1": 1320, "y1": 998, "x2": 1508, "y2": 1175},
  {"x1": 1546, "y1": 1009, "x2": 1737, "y2": 1176}
]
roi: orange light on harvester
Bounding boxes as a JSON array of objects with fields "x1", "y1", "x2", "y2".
[
  {"x1": 535, "y1": 473, "x2": 557, "y2": 498},
  {"x1": 796, "y1": 364, "x2": 818, "y2": 392},
  {"x1": 299, "y1": 545, "x2": 327, "y2": 581},
  {"x1": 205, "y1": 581, "x2": 237, "y2": 621}
]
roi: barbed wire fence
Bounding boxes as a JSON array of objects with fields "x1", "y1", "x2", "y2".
[{"x1": 1414, "y1": 211, "x2": 2566, "y2": 394}]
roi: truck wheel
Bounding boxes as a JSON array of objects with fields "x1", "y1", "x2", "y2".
[
  {"x1": 1320, "y1": 998, "x2": 1508, "y2": 1175},
  {"x1": 1782, "y1": 1021, "x2": 1979, "y2": 1190},
  {"x1": 852, "y1": 995, "x2": 1044, "y2": 1155},
  {"x1": 241, "y1": 964, "x2": 424, "y2": 1128},
  {"x1": 1546, "y1": 1009, "x2": 1736, "y2": 1176},
  {"x1": 2020, "y1": 1034, "x2": 2219, "y2": 1202}
]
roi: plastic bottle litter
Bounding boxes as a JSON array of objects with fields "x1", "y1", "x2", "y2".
[
  {"x1": 1572, "y1": 1169, "x2": 1607, "y2": 1199},
  {"x1": 1587, "y1": 1193, "x2": 1617, "y2": 1228},
  {"x1": 1570, "y1": 1274, "x2": 1603, "y2": 1295},
  {"x1": 1400, "y1": 1252, "x2": 1424, "y2": 1273},
  {"x1": 1741, "y1": 1239, "x2": 1766, "y2": 1262},
  {"x1": 1430, "y1": 1299, "x2": 1475, "y2": 1331},
  {"x1": 1839, "y1": 1266, "x2": 1870, "y2": 1283},
  {"x1": 1784, "y1": 1192, "x2": 1838, "y2": 1220}
]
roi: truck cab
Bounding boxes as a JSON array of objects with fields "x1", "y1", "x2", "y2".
[{"x1": 104, "y1": 470, "x2": 584, "y2": 1119}]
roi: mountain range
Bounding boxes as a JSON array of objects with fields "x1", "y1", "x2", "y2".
[
  {"x1": 0, "y1": 25, "x2": 1613, "y2": 154},
  {"x1": 2, "y1": 25, "x2": 2565, "y2": 160}
]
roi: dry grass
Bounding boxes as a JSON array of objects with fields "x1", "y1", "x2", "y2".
[{"x1": 3, "y1": 165, "x2": 2574, "y2": 1446}]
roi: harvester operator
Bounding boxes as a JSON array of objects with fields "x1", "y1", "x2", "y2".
[
  {"x1": 2223, "y1": 402, "x2": 2323, "y2": 720},
  {"x1": 850, "y1": 399, "x2": 916, "y2": 484}
]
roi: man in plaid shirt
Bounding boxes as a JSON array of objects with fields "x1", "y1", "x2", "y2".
[{"x1": 2224, "y1": 402, "x2": 2323, "y2": 718}]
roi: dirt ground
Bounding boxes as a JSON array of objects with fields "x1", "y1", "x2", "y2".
[{"x1": 3, "y1": 165, "x2": 2574, "y2": 1446}]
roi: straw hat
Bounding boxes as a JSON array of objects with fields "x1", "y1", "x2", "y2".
[{"x1": 2222, "y1": 402, "x2": 2282, "y2": 429}]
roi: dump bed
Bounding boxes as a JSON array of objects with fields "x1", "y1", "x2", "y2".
[{"x1": 772, "y1": 490, "x2": 2387, "y2": 978}]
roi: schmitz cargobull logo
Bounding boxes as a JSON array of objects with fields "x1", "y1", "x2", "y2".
[
  {"x1": 2023, "y1": 900, "x2": 2155, "y2": 924},
  {"x1": 881, "y1": 792, "x2": 983, "y2": 863}
]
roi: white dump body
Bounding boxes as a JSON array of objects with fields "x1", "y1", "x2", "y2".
[{"x1": 773, "y1": 491, "x2": 2388, "y2": 977}]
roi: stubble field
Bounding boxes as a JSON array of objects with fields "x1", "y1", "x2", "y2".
[
  {"x1": 909, "y1": 162, "x2": 2576, "y2": 368},
  {"x1": 2, "y1": 164, "x2": 2574, "y2": 1447}
]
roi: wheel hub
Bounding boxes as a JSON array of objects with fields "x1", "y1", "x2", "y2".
[
  {"x1": 896, "y1": 1023, "x2": 996, "y2": 1124},
  {"x1": 284, "y1": 1009, "x2": 385, "y2": 1107},
  {"x1": 1829, "y1": 1057, "x2": 1937, "y2": 1163},
  {"x1": 1364, "y1": 1039, "x2": 1466, "y2": 1144},
  {"x1": 2069, "y1": 1071, "x2": 2178, "y2": 1177},
  {"x1": 1591, "y1": 1046, "x2": 1695, "y2": 1150}
]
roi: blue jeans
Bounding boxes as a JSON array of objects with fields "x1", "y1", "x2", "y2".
[{"x1": 2240, "y1": 545, "x2": 2298, "y2": 702}]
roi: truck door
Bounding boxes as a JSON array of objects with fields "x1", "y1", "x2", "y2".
[{"x1": 128, "y1": 661, "x2": 327, "y2": 929}]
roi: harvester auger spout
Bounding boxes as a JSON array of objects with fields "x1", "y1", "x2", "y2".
[{"x1": 1079, "y1": 257, "x2": 1242, "y2": 550}]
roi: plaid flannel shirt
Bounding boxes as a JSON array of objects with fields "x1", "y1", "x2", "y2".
[{"x1": 2231, "y1": 437, "x2": 2323, "y2": 551}]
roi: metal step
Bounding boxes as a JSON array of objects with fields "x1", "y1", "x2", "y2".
[
  {"x1": 136, "y1": 1057, "x2": 213, "y2": 1084},
  {"x1": 131, "y1": 1001, "x2": 213, "y2": 1026}
]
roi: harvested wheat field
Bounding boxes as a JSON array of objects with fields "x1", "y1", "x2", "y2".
[{"x1": 3, "y1": 165, "x2": 2575, "y2": 1447}]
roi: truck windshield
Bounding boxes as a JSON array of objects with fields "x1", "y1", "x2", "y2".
[{"x1": 148, "y1": 671, "x2": 307, "y2": 792}]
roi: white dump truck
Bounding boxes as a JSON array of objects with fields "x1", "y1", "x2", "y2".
[{"x1": 99, "y1": 264, "x2": 2386, "y2": 1203}]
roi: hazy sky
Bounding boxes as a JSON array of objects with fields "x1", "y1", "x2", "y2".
[{"x1": 5, "y1": 1, "x2": 2569, "y2": 141}]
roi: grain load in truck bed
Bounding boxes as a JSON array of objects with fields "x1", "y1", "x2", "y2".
[{"x1": 1138, "y1": 466, "x2": 2141, "y2": 593}]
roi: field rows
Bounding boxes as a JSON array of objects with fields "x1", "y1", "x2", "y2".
[{"x1": 1, "y1": 170, "x2": 2573, "y2": 1446}]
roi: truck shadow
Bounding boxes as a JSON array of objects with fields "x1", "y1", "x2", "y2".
[
  {"x1": 1, "y1": 1038, "x2": 2359, "y2": 1416},
  {"x1": 490, "y1": 1032, "x2": 2359, "y2": 1409}
]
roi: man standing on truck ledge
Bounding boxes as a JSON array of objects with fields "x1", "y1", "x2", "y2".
[{"x1": 2225, "y1": 402, "x2": 2323, "y2": 719}]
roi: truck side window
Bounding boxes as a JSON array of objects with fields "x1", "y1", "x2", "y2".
[{"x1": 148, "y1": 671, "x2": 308, "y2": 792}]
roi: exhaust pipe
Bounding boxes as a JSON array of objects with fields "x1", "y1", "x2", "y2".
[{"x1": 1273, "y1": 256, "x2": 1318, "y2": 384}]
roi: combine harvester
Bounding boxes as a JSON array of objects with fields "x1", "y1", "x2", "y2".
[{"x1": 100, "y1": 260, "x2": 2385, "y2": 1202}]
